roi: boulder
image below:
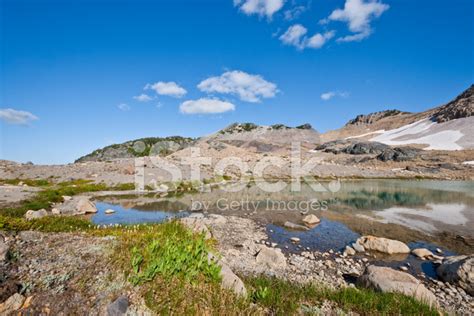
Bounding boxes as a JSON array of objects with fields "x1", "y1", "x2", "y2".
[
  {"x1": 352, "y1": 242, "x2": 365, "y2": 253},
  {"x1": 219, "y1": 262, "x2": 247, "y2": 296},
  {"x1": 256, "y1": 245, "x2": 287, "y2": 269},
  {"x1": 25, "y1": 209, "x2": 48, "y2": 220},
  {"x1": 0, "y1": 235, "x2": 8, "y2": 261},
  {"x1": 107, "y1": 295, "x2": 128, "y2": 316},
  {"x1": 284, "y1": 221, "x2": 309, "y2": 231},
  {"x1": 411, "y1": 248, "x2": 434, "y2": 259},
  {"x1": 180, "y1": 218, "x2": 211, "y2": 239},
  {"x1": 302, "y1": 214, "x2": 320, "y2": 227},
  {"x1": 344, "y1": 246, "x2": 356, "y2": 256},
  {"x1": 0, "y1": 293, "x2": 25, "y2": 315},
  {"x1": 357, "y1": 236, "x2": 410, "y2": 254},
  {"x1": 436, "y1": 255, "x2": 473, "y2": 295},
  {"x1": 105, "y1": 209, "x2": 116, "y2": 214},
  {"x1": 59, "y1": 197, "x2": 97, "y2": 215},
  {"x1": 358, "y1": 265, "x2": 437, "y2": 307}
]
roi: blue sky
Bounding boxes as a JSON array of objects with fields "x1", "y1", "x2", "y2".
[{"x1": 1, "y1": 0, "x2": 472, "y2": 164}]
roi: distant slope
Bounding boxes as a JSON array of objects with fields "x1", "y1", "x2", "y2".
[
  {"x1": 322, "y1": 85, "x2": 473, "y2": 150},
  {"x1": 75, "y1": 136, "x2": 195, "y2": 162},
  {"x1": 198, "y1": 122, "x2": 321, "y2": 152}
]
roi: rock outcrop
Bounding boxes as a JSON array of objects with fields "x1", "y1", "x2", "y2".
[
  {"x1": 437, "y1": 255, "x2": 473, "y2": 295},
  {"x1": 431, "y1": 84, "x2": 473, "y2": 123},
  {"x1": 255, "y1": 245, "x2": 287, "y2": 269},
  {"x1": 358, "y1": 265, "x2": 437, "y2": 307},
  {"x1": 58, "y1": 197, "x2": 97, "y2": 215}
]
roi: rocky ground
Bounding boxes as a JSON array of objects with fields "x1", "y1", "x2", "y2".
[{"x1": 1, "y1": 208, "x2": 472, "y2": 315}]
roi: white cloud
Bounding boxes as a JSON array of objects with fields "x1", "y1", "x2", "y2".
[
  {"x1": 0, "y1": 108, "x2": 38, "y2": 125},
  {"x1": 283, "y1": 5, "x2": 307, "y2": 21},
  {"x1": 179, "y1": 98, "x2": 235, "y2": 114},
  {"x1": 145, "y1": 81, "x2": 187, "y2": 98},
  {"x1": 327, "y1": 0, "x2": 389, "y2": 42},
  {"x1": 198, "y1": 70, "x2": 278, "y2": 103},
  {"x1": 133, "y1": 93, "x2": 153, "y2": 102},
  {"x1": 117, "y1": 103, "x2": 131, "y2": 111},
  {"x1": 234, "y1": 0, "x2": 285, "y2": 19},
  {"x1": 279, "y1": 24, "x2": 334, "y2": 50},
  {"x1": 279, "y1": 24, "x2": 307, "y2": 49},
  {"x1": 321, "y1": 91, "x2": 349, "y2": 100}
]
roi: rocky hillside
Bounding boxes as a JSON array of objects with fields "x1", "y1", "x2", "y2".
[
  {"x1": 75, "y1": 136, "x2": 195, "y2": 163},
  {"x1": 322, "y1": 85, "x2": 474, "y2": 150},
  {"x1": 199, "y1": 122, "x2": 321, "y2": 152}
]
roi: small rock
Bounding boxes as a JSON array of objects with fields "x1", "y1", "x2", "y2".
[
  {"x1": 51, "y1": 208, "x2": 60, "y2": 215},
  {"x1": 352, "y1": 242, "x2": 365, "y2": 253},
  {"x1": 412, "y1": 248, "x2": 434, "y2": 259},
  {"x1": 25, "y1": 209, "x2": 48, "y2": 220},
  {"x1": 302, "y1": 214, "x2": 320, "y2": 227},
  {"x1": 105, "y1": 209, "x2": 116, "y2": 214},
  {"x1": 290, "y1": 237, "x2": 300, "y2": 243},
  {"x1": 357, "y1": 236, "x2": 410, "y2": 254},
  {"x1": 219, "y1": 262, "x2": 247, "y2": 296},
  {"x1": 436, "y1": 248, "x2": 443, "y2": 254},
  {"x1": 62, "y1": 195, "x2": 72, "y2": 201},
  {"x1": 0, "y1": 293, "x2": 26, "y2": 314},
  {"x1": 107, "y1": 295, "x2": 128, "y2": 316},
  {"x1": 400, "y1": 266, "x2": 408, "y2": 272},
  {"x1": 344, "y1": 246, "x2": 356, "y2": 256}
]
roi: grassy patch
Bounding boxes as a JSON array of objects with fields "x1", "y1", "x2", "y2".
[
  {"x1": 0, "y1": 215, "x2": 92, "y2": 232},
  {"x1": 246, "y1": 276, "x2": 439, "y2": 316}
]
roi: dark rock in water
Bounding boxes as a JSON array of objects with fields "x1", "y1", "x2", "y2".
[
  {"x1": 437, "y1": 255, "x2": 473, "y2": 295},
  {"x1": 107, "y1": 295, "x2": 129, "y2": 316},
  {"x1": 377, "y1": 147, "x2": 420, "y2": 162},
  {"x1": 342, "y1": 142, "x2": 390, "y2": 155}
]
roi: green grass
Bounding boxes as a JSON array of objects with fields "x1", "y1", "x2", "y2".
[
  {"x1": 0, "y1": 215, "x2": 92, "y2": 232},
  {"x1": 245, "y1": 276, "x2": 439, "y2": 316}
]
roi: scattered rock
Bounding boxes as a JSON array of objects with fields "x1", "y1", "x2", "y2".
[
  {"x1": 62, "y1": 195, "x2": 72, "y2": 201},
  {"x1": 436, "y1": 248, "x2": 443, "y2": 254},
  {"x1": 0, "y1": 234, "x2": 8, "y2": 261},
  {"x1": 25, "y1": 209, "x2": 48, "y2": 220},
  {"x1": 0, "y1": 293, "x2": 26, "y2": 315},
  {"x1": 256, "y1": 245, "x2": 287, "y2": 269},
  {"x1": 412, "y1": 248, "x2": 434, "y2": 259},
  {"x1": 302, "y1": 214, "x2": 320, "y2": 227},
  {"x1": 107, "y1": 295, "x2": 128, "y2": 316},
  {"x1": 344, "y1": 246, "x2": 356, "y2": 256},
  {"x1": 357, "y1": 236, "x2": 410, "y2": 254},
  {"x1": 105, "y1": 209, "x2": 116, "y2": 214},
  {"x1": 290, "y1": 237, "x2": 301, "y2": 243},
  {"x1": 284, "y1": 221, "x2": 309, "y2": 231},
  {"x1": 437, "y1": 255, "x2": 473, "y2": 295},
  {"x1": 59, "y1": 197, "x2": 97, "y2": 215},
  {"x1": 400, "y1": 266, "x2": 408, "y2": 272},
  {"x1": 51, "y1": 208, "x2": 60, "y2": 215},
  {"x1": 358, "y1": 265, "x2": 437, "y2": 307}
]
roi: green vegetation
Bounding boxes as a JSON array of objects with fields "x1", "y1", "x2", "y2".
[
  {"x1": 246, "y1": 276, "x2": 439, "y2": 315},
  {"x1": 0, "y1": 215, "x2": 92, "y2": 232}
]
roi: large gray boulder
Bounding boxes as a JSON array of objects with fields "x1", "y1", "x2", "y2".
[
  {"x1": 437, "y1": 255, "x2": 473, "y2": 295},
  {"x1": 357, "y1": 236, "x2": 410, "y2": 254},
  {"x1": 58, "y1": 197, "x2": 97, "y2": 215},
  {"x1": 358, "y1": 265, "x2": 437, "y2": 307},
  {"x1": 208, "y1": 253, "x2": 247, "y2": 296},
  {"x1": 255, "y1": 245, "x2": 287, "y2": 269}
]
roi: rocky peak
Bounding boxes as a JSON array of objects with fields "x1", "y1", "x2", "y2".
[
  {"x1": 345, "y1": 110, "x2": 410, "y2": 126},
  {"x1": 431, "y1": 85, "x2": 473, "y2": 123}
]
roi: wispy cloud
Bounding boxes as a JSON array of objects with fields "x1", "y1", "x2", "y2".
[
  {"x1": 321, "y1": 91, "x2": 349, "y2": 100},
  {"x1": 117, "y1": 103, "x2": 131, "y2": 111},
  {"x1": 279, "y1": 24, "x2": 334, "y2": 50},
  {"x1": 133, "y1": 93, "x2": 153, "y2": 102},
  {"x1": 283, "y1": 4, "x2": 307, "y2": 21},
  {"x1": 198, "y1": 70, "x2": 278, "y2": 103},
  {"x1": 0, "y1": 108, "x2": 38, "y2": 125},
  {"x1": 179, "y1": 98, "x2": 235, "y2": 114},
  {"x1": 234, "y1": 0, "x2": 285, "y2": 19},
  {"x1": 325, "y1": 0, "x2": 389, "y2": 42},
  {"x1": 145, "y1": 81, "x2": 187, "y2": 98}
]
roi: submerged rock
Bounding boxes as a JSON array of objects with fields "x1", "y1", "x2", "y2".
[
  {"x1": 25, "y1": 209, "x2": 48, "y2": 220},
  {"x1": 437, "y1": 255, "x2": 473, "y2": 295},
  {"x1": 357, "y1": 236, "x2": 410, "y2": 254},
  {"x1": 358, "y1": 265, "x2": 437, "y2": 307},
  {"x1": 284, "y1": 221, "x2": 309, "y2": 231},
  {"x1": 412, "y1": 248, "x2": 434, "y2": 259}
]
